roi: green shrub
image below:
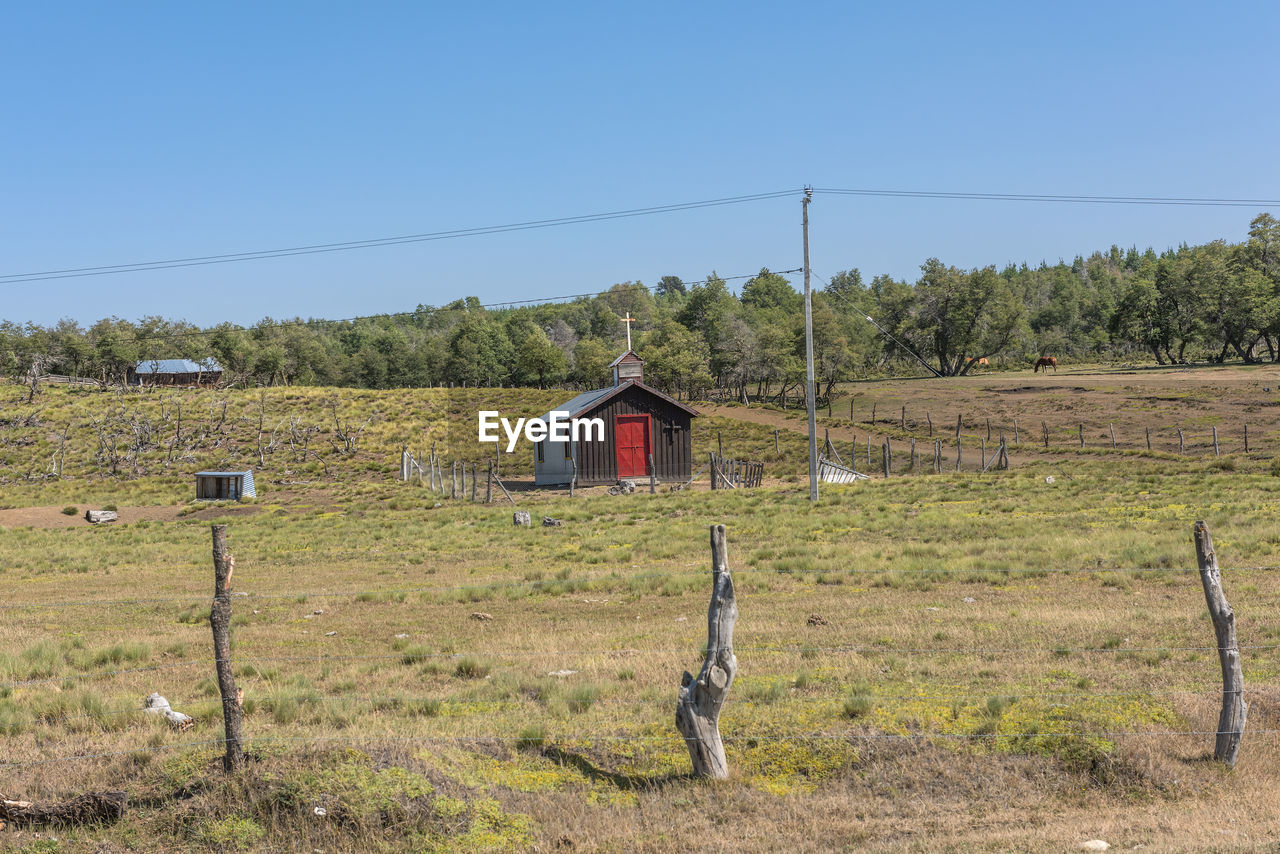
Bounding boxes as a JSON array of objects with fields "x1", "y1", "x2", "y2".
[
  {"x1": 843, "y1": 683, "x2": 875, "y2": 719},
  {"x1": 61, "y1": 506, "x2": 78, "y2": 516}
]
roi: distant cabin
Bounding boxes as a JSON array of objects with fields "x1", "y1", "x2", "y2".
[
  {"x1": 128, "y1": 359, "x2": 223, "y2": 387},
  {"x1": 195, "y1": 470, "x2": 256, "y2": 501},
  {"x1": 534, "y1": 350, "x2": 698, "y2": 487}
]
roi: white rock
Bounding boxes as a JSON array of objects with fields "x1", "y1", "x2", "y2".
[
  {"x1": 325, "y1": 631, "x2": 337, "y2": 637},
  {"x1": 547, "y1": 669, "x2": 578, "y2": 678},
  {"x1": 313, "y1": 807, "x2": 327, "y2": 817},
  {"x1": 395, "y1": 633, "x2": 410, "y2": 639},
  {"x1": 1078, "y1": 841, "x2": 1109, "y2": 852},
  {"x1": 962, "y1": 597, "x2": 976, "y2": 603},
  {"x1": 1045, "y1": 475, "x2": 1056, "y2": 484}
]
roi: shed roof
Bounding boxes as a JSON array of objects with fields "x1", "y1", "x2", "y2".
[
  {"x1": 541, "y1": 379, "x2": 698, "y2": 423},
  {"x1": 135, "y1": 358, "x2": 222, "y2": 374},
  {"x1": 195, "y1": 470, "x2": 252, "y2": 477}
]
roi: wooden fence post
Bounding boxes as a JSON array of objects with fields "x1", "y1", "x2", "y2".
[
  {"x1": 980, "y1": 438, "x2": 986, "y2": 470},
  {"x1": 955, "y1": 414, "x2": 962, "y2": 438},
  {"x1": 451, "y1": 462, "x2": 458, "y2": 499},
  {"x1": 901, "y1": 406, "x2": 906, "y2": 429},
  {"x1": 709, "y1": 453, "x2": 717, "y2": 490},
  {"x1": 1213, "y1": 426, "x2": 1220, "y2": 457},
  {"x1": 955, "y1": 437, "x2": 961, "y2": 472},
  {"x1": 882, "y1": 442, "x2": 889, "y2": 478},
  {"x1": 210, "y1": 525, "x2": 245, "y2": 772},
  {"x1": 1193, "y1": 521, "x2": 1247, "y2": 767},
  {"x1": 1146, "y1": 426, "x2": 1151, "y2": 451},
  {"x1": 871, "y1": 402, "x2": 877, "y2": 424},
  {"x1": 985, "y1": 418, "x2": 991, "y2": 442},
  {"x1": 1110, "y1": 423, "x2": 1116, "y2": 449},
  {"x1": 649, "y1": 454, "x2": 656, "y2": 494},
  {"x1": 1244, "y1": 424, "x2": 1249, "y2": 454},
  {"x1": 1078, "y1": 424, "x2": 1084, "y2": 448},
  {"x1": 675, "y1": 524, "x2": 738, "y2": 779},
  {"x1": 927, "y1": 413, "x2": 933, "y2": 436},
  {"x1": 774, "y1": 428, "x2": 779, "y2": 454},
  {"x1": 1013, "y1": 418, "x2": 1019, "y2": 445},
  {"x1": 717, "y1": 431, "x2": 723, "y2": 459},
  {"x1": 487, "y1": 461, "x2": 494, "y2": 502},
  {"x1": 1042, "y1": 421, "x2": 1049, "y2": 448},
  {"x1": 471, "y1": 463, "x2": 478, "y2": 501},
  {"x1": 910, "y1": 437, "x2": 916, "y2": 472},
  {"x1": 1178, "y1": 427, "x2": 1185, "y2": 454},
  {"x1": 849, "y1": 399, "x2": 854, "y2": 420}
]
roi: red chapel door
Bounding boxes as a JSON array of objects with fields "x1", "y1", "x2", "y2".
[{"x1": 614, "y1": 414, "x2": 650, "y2": 478}]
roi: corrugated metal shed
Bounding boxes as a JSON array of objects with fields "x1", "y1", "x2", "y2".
[
  {"x1": 135, "y1": 359, "x2": 222, "y2": 374},
  {"x1": 194, "y1": 470, "x2": 256, "y2": 500}
]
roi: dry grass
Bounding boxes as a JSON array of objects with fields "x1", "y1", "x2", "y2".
[{"x1": 4, "y1": 367, "x2": 1280, "y2": 850}]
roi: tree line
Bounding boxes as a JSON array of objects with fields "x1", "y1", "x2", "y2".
[{"x1": 2, "y1": 214, "x2": 1277, "y2": 401}]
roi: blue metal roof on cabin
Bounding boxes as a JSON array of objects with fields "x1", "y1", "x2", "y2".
[
  {"x1": 539, "y1": 385, "x2": 618, "y2": 422},
  {"x1": 134, "y1": 359, "x2": 222, "y2": 374},
  {"x1": 195, "y1": 471, "x2": 252, "y2": 477}
]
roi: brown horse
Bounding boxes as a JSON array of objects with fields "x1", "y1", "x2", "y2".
[{"x1": 1034, "y1": 356, "x2": 1057, "y2": 373}]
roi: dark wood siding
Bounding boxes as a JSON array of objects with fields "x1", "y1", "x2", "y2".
[{"x1": 575, "y1": 384, "x2": 692, "y2": 484}]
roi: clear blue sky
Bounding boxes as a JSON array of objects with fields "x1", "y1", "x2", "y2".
[{"x1": 3, "y1": 1, "x2": 1278, "y2": 327}]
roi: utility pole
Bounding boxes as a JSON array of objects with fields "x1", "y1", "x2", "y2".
[{"x1": 803, "y1": 187, "x2": 818, "y2": 502}]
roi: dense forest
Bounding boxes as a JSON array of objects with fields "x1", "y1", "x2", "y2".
[{"x1": 3, "y1": 214, "x2": 1277, "y2": 401}]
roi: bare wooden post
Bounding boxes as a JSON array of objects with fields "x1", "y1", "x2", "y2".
[
  {"x1": 649, "y1": 454, "x2": 656, "y2": 494},
  {"x1": 1193, "y1": 521, "x2": 1247, "y2": 767},
  {"x1": 1110, "y1": 423, "x2": 1116, "y2": 449},
  {"x1": 717, "y1": 431, "x2": 723, "y2": 459},
  {"x1": 709, "y1": 453, "x2": 717, "y2": 490},
  {"x1": 451, "y1": 462, "x2": 458, "y2": 499},
  {"x1": 871, "y1": 402, "x2": 877, "y2": 424},
  {"x1": 955, "y1": 437, "x2": 961, "y2": 471},
  {"x1": 986, "y1": 418, "x2": 991, "y2": 441},
  {"x1": 1213, "y1": 426, "x2": 1220, "y2": 456},
  {"x1": 882, "y1": 442, "x2": 889, "y2": 478},
  {"x1": 934, "y1": 439, "x2": 941, "y2": 473},
  {"x1": 900, "y1": 406, "x2": 906, "y2": 429},
  {"x1": 487, "y1": 461, "x2": 494, "y2": 502},
  {"x1": 1013, "y1": 418, "x2": 1019, "y2": 445},
  {"x1": 401, "y1": 446, "x2": 408, "y2": 481},
  {"x1": 849, "y1": 399, "x2": 854, "y2": 420},
  {"x1": 1042, "y1": 421, "x2": 1049, "y2": 448},
  {"x1": 1244, "y1": 424, "x2": 1249, "y2": 454},
  {"x1": 471, "y1": 463, "x2": 478, "y2": 501},
  {"x1": 910, "y1": 437, "x2": 916, "y2": 471},
  {"x1": 1078, "y1": 424, "x2": 1084, "y2": 448},
  {"x1": 210, "y1": 525, "x2": 245, "y2": 772},
  {"x1": 927, "y1": 412, "x2": 933, "y2": 436},
  {"x1": 774, "y1": 428, "x2": 779, "y2": 454},
  {"x1": 1178, "y1": 427, "x2": 1185, "y2": 454},
  {"x1": 568, "y1": 459, "x2": 576, "y2": 498},
  {"x1": 1146, "y1": 426, "x2": 1152, "y2": 451},
  {"x1": 980, "y1": 438, "x2": 986, "y2": 470},
  {"x1": 675, "y1": 524, "x2": 738, "y2": 779},
  {"x1": 955, "y1": 413, "x2": 962, "y2": 438}
]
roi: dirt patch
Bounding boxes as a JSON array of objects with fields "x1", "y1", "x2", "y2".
[{"x1": 0, "y1": 503, "x2": 185, "y2": 530}]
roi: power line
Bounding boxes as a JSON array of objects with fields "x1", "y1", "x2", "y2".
[
  {"x1": 814, "y1": 188, "x2": 1280, "y2": 207},
  {"x1": 0, "y1": 190, "x2": 803, "y2": 285}
]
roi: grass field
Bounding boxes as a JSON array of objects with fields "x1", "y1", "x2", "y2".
[{"x1": 4, "y1": 366, "x2": 1280, "y2": 851}]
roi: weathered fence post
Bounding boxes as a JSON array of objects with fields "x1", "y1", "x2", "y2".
[
  {"x1": 927, "y1": 413, "x2": 933, "y2": 436},
  {"x1": 900, "y1": 406, "x2": 906, "y2": 429},
  {"x1": 955, "y1": 414, "x2": 962, "y2": 438},
  {"x1": 717, "y1": 431, "x2": 723, "y2": 459},
  {"x1": 986, "y1": 418, "x2": 991, "y2": 442},
  {"x1": 1178, "y1": 427, "x2": 1185, "y2": 454},
  {"x1": 1013, "y1": 418, "x2": 1019, "y2": 445},
  {"x1": 849, "y1": 399, "x2": 854, "y2": 420},
  {"x1": 401, "y1": 445, "x2": 408, "y2": 481},
  {"x1": 910, "y1": 437, "x2": 916, "y2": 471},
  {"x1": 774, "y1": 428, "x2": 779, "y2": 454},
  {"x1": 980, "y1": 438, "x2": 986, "y2": 470},
  {"x1": 649, "y1": 454, "x2": 656, "y2": 494},
  {"x1": 709, "y1": 453, "x2": 717, "y2": 490},
  {"x1": 867, "y1": 435, "x2": 872, "y2": 469},
  {"x1": 1244, "y1": 424, "x2": 1249, "y2": 454},
  {"x1": 882, "y1": 442, "x2": 889, "y2": 478},
  {"x1": 1078, "y1": 424, "x2": 1084, "y2": 448},
  {"x1": 487, "y1": 461, "x2": 494, "y2": 502},
  {"x1": 1146, "y1": 426, "x2": 1151, "y2": 451},
  {"x1": 1213, "y1": 426, "x2": 1220, "y2": 457},
  {"x1": 1042, "y1": 421, "x2": 1049, "y2": 448},
  {"x1": 871, "y1": 402, "x2": 877, "y2": 424},
  {"x1": 451, "y1": 462, "x2": 458, "y2": 499},
  {"x1": 675, "y1": 524, "x2": 738, "y2": 779},
  {"x1": 1193, "y1": 521, "x2": 1247, "y2": 767},
  {"x1": 955, "y1": 437, "x2": 961, "y2": 472},
  {"x1": 934, "y1": 439, "x2": 941, "y2": 473},
  {"x1": 1110, "y1": 423, "x2": 1116, "y2": 449},
  {"x1": 471, "y1": 463, "x2": 478, "y2": 501},
  {"x1": 210, "y1": 525, "x2": 245, "y2": 772}
]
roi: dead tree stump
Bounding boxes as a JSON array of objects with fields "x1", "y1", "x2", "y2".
[
  {"x1": 210, "y1": 525, "x2": 245, "y2": 772},
  {"x1": 675, "y1": 524, "x2": 738, "y2": 779},
  {"x1": 0, "y1": 791, "x2": 127, "y2": 827},
  {"x1": 1194, "y1": 521, "x2": 1247, "y2": 767}
]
